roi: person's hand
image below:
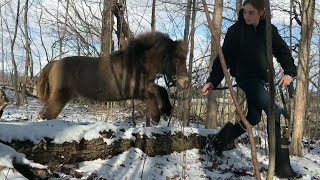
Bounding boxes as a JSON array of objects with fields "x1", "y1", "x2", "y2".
[
  {"x1": 201, "y1": 82, "x2": 214, "y2": 96},
  {"x1": 279, "y1": 75, "x2": 293, "y2": 87}
]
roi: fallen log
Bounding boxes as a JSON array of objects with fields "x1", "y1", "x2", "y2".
[{"x1": 1, "y1": 128, "x2": 215, "y2": 167}]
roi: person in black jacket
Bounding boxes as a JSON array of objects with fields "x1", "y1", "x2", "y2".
[{"x1": 201, "y1": 0, "x2": 298, "y2": 178}]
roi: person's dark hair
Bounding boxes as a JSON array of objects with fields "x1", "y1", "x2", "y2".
[{"x1": 243, "y1": 0, "x2": 266, "y2": 20}]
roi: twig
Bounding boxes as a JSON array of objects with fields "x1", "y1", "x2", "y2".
[
  {"x1": 5, "y1": 167, "x2": 11, "y2": 180},
  {"x1": 140, "y1": 154, "x2": 147, "y2": 179}
]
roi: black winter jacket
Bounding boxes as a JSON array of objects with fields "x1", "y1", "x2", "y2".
[{"x1": 206, "y1": 9, "x2": 297, "y2": 87}]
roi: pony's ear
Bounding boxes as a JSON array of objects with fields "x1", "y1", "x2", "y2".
[
  {"x1": 174, "y1": 40, "x2": 187, "y2": 46},
  {"x1": 174, "y1": 40, "x2": 188, "y2": 53}
]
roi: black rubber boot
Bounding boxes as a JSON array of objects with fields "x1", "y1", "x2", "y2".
[
  {"x1": 210, "y1": 122, "x2": 246, "y2": 156},
  {"x1": 274, "y1": 123, "x2": 299, "y2": 178}
]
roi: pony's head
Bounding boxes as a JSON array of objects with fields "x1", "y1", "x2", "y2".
[
  {"x1": 162, "y1": 39, "x2": 189, "y2": 90},
  {"x1": 126, "y1": 32, "x2": 190, "y2": 90}
]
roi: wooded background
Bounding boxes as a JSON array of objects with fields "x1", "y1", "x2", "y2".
[{"x1": 0, "y1": 0, "x2": 318, "y2": 157}]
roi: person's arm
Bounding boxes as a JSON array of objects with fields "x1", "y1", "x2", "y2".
[
  {"x1": 206, "y1": 27, "x2": 235, "y2": 88},
  {"x1": 272, "y1": 25, "x2": 297, "y2": 78}
]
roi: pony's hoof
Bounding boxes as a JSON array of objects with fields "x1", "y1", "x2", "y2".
[
  {"x1": 151, "y1": 120, "x2": 159, "y2": 126},
  {"x1": 159, "y1": 104, "x2": 172, "y2": 116},
  {"x1": 36, "y1": 115, "x2": 46, "y2": 122}
]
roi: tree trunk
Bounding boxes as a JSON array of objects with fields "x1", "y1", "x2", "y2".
[
  {"x1": 236, "y1": 0, "x2": 242, "y2": 14},
  {"x1": 0, "y1": 7, "x2": 5, "y2": 83},
  {"x1": 101, "y1": 0, "x2": 114, "y2": 55},
  {"x1": 37, "y1": 6, "x2": 49, "y2": 63},
  {"x1": 235, "y1": 0, "x2": 245, "y2": 125},
  {"x1": 313, "y1": 36, "x2": 320, "y2": 139},
  {"x1": 265, "y1": 0, "x2": 277, "y2": 179},
  {"x1": 10, "y1": 0, "x2": 21, "y2": 106},
  {"x1": 151, "y1": 0, "x2": 156, "y2": 31},
  {"x1": 59, "y1": 0, "x2": 69, "y2": 59},
  {"x1": 183, "y1": 0, "x2": 192, "y2": 42},
  {"x1": 181, "y1": 0, "x2": 192, "y2": 126},
  {"x1": 183, "y1": 0, "x2": 196, "y2": 127},
  {"x1": 285, "y1": 0, "x2": 294, "y2": 140},
  {"x1": 1, "y1": 129, "x2": 210, "y2": 167},
  {"x1": 291, "y1": 0, "x2": 315, "y2": 157},
  {"x1": 206, "y1": 0, "x2": 223, "y2": 128},
  {"x1": 115, "y1": 0, "x2": 126, "y2": 49},
  {"x1": 22, "y1": 0, "x2": 30, "y2": 105},
  {"x1": 112, "y1": 2, "x2": 133, "y2": 40}
]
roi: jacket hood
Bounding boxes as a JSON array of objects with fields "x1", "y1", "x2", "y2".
[{"x1": 238, "y1": 9, "x2": 245, "y2": 23}]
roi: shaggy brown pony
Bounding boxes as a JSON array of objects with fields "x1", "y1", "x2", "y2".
[{"x1": 37, "y1": 31, "x2": 189, "y2": 124}]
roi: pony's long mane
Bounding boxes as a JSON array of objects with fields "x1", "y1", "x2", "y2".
[
  {"x1": 127, "y1": 31, "x2": 171, "y2": 51},
  {"x1": 110, "y1": 32, "x2": 173, "y2": 64}
]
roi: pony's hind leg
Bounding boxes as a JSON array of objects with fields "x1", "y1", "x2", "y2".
[
  {"x1": 144, "y1": 95, "x2": 161, "y2": 126},
  {"x1": 39, "y1": 89, "x2": 72, "y2": 120}
]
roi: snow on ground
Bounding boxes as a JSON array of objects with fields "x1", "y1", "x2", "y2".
[{"x1": 0, "y1": 89, "x2": 320, "y2": 180}]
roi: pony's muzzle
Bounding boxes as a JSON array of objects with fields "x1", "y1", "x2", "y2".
[{"x1": 177, "y1": 77, "x2": 190, "y2": 90}]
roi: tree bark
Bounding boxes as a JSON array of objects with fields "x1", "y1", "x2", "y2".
[
  {"x1": 313, "y1": 35, "x2": 320, "y2": 139},
  {"x1": 101, "y1": 0, "x2": 114, "y2": 56},
  {"x1": 10, "y1": 0, "x2": 21, "y2": 106},
  {"x1": 21, "y1": 0, "x2": 30, "y2": 105},
  {"x1": 59, "y1": 0, "x2": 69, "y2": 59},
  {"x1": 264, "y1": 0, "x2": 276, "y2": 179},
  {"x1": 235, "y1": 0, "x2": 245, "y2": 125},
  {"x1": 1, "y1": 129, "x2": 210, "y2": 167},
  {"x1": 37, "y1": 6, "x2": 49, "y2": 64},
  {"x1": 0, "y1": 161, "x2": 50, "y2": 179},
  {"x1": 115, "y1": 0, "x2": 127, "y2": 49},
  {"x1": 236, "y1": 0, "x2": 242, "y2": 14},
  {"x1": 112, "y1": 2, "x2": 133, "y2": 40},
  {"x1": 0, "y1": 7, "x2": 5, "y2": 83},
  {"x1": 206, "y1": 0, "x2": 223, "y2": 129},
  {"x1": 291, "y1": 0, "x2": 315, "y2": 157},
  {"x1": 151, "y1": 0, "x2": 156, "y2": 31},
  {"x1": 181, "y1": 0, "x2": 192, "y2": 126}
]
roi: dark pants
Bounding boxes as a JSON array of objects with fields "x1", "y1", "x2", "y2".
[
  {"x1": 239, "y1": 79, "x2": 281, "y2": 126},
  {"x1": 212, "y1": 79, "x2": 297, "y2": 177}
]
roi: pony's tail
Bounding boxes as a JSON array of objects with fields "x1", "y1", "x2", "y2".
[{"x1": 37, "y1": 62, "x2": 54, "y2": 102}]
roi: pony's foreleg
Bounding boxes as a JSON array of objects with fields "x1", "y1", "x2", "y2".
[
  {"x1": 156, "y1": 86, "x2": 172, "y2": 116},
  {"x1": 39, "y1": 89, "x2": 71, "y2": 120},
  {"x1": 147, "y1": 83, "x2": 172, "y2": 116},
  {"x1": 144, "y1": 95, "x2": 161, "y2": 126}
]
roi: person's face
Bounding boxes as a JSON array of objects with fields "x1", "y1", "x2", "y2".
[{"x1": 243, "y1": 4, "x2": 264, "y2": 27}]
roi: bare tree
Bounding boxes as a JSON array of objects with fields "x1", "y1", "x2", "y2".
[
  {"x1": 59, "y1": 0, "x2": 69, "y2": 59},
  {"x1": 313, "y1": 32, "x2": 320, "y2": 139},
  {"x1": 101, "y1": 0, "x2": 114, "y2": 55},
  {"x1": 205, "y1": 0, "x2": 223, "y2": 128},
  {"x1": 36, "y1": 3, "x2": 49, "y2": 64},
  {"x1": 21, "y1": 0, "x2": 31, "y2": 105},
  {"x1": 183, "y1": 0, "x2": 192, "y2": 42},
  {"x1": 181, "y1": 0, "x2": 192, "y2": 126},
  {"x1": 236, "y1": 0, "x2": 242, "y2": 14},
  {"x1": 151, "y1": 0, "x2": 156, "y2": 31},
  {"x1": 115, "y1": 0, "x2": 126, "y2": 48},
  {"x1": 291, "y1": 0, "x2": 315, "y2": 157},
  {"x1": 265, "y1": 0, "x2": 276, "y2": 178},
  {"x1": 9, "y1": 0, "x2": 21, "y2": 105},
  {"x1": 0, "y1": 7, "x2": 5, "y2": 83}
]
